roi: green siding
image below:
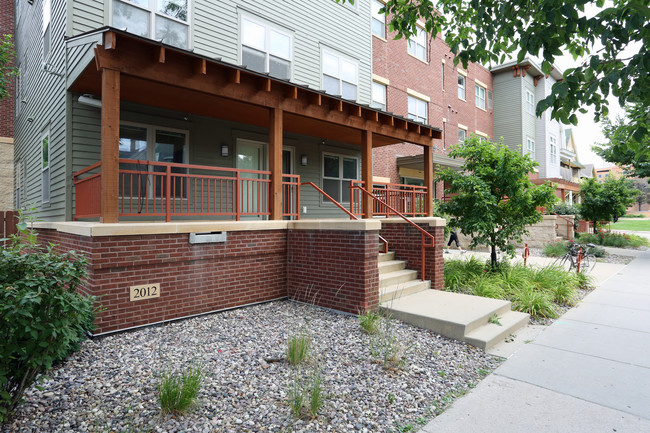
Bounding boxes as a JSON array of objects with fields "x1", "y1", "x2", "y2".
[{"x1": 492, "y1": 72, "x2": 523, "y2": 154}]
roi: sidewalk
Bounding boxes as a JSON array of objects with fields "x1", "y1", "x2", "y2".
[{"x1": 423, "y1": 249, "x2": 650, "y2": 432}]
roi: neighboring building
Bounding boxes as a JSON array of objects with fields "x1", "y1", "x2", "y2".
[
  {"x1": 579, "y1": 163, "x2": 596, "y2": 179},
  {"x1": 491, "y1": 58, "x2": 579, "y2": 203},
  {"x1": 371, "y1": 4, "x2": 493, "y2": 198},
  {"x1": 12, "y1": 0, "x2": 445, "y2": 334},
  {"x1": 596, "y1": 165, "x2": 626, "y2": 182},
  {"x1": 0, "y1": 3, "x2": 14, "y2": 210}
]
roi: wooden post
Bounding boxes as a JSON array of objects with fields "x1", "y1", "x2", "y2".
[
  {"x1": 424, "y1": 144, "x2": 433, "y2": 217},
  {"x1": 362, "y1": 131, "x2": 373, "y2": 218},
  {"x1": 100, "y1": 68, "x2": 120, "y2": 223},
  {"x1": 269, "y1": 108, "x2": 283, "y2": 220}
]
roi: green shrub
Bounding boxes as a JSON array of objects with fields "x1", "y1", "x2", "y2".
[
  {"x1": 158, "y1": 363, "x2": 204, "y2": 414},
  {"x1": 358, "y1": 310, "x2": 381, "y2": 335},
  {"x1": 577, "y1": 231, "x2": 649, "y2": 248},
  {"x1": 575, "y1": 272, "x2": 596, "y2": 290},
  {"x1": 495, "y1": 265, "x2": 533, "y2": 297},
  {"x1": 287, "y1": 333, "x2": 310, "y2": 366},
  {"x1": 543, "y1": 242, "x2": 569, "y2": 257},
  {"x1": 512, "y1": 288, "x2": 557, "y2": 318},
  {"x1": 470, "y1": 277, "x2": 504, "y2": 299},
  {"x1": 0, "y1": 222, "x2": 96, "y2": 422}
]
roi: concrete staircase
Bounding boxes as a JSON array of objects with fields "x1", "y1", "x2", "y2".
[{"x1": 378, "y1": 252, "x2": 530, "y2": 351}]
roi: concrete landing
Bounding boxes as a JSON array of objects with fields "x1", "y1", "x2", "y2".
[{"x1": 381, "y1": 290, "x2": 529, "y2": 350}]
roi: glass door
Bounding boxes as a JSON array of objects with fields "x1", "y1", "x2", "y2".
[{"x1": 236, "y1": 139, "x2": 266, "y2": 218}]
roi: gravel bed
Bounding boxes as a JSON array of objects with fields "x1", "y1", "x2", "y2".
[{"x1": 4, "y1": 301, "x2": 501, "y2": 433}]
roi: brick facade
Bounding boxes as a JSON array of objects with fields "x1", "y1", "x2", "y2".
[{"x1": 0, "y1": 2, "x2": 14, "y2": 139}]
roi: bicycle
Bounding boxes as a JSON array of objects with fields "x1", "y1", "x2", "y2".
[{"x1": 553, "y1": 242, "x2": 597, "y2": 273}]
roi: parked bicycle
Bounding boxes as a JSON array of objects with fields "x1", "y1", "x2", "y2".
[{"x1": 553, "y1": 242, "x2": 597, "y2": 273}]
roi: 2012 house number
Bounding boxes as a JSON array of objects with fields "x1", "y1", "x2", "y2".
[{"x1": 130, "y1": 283, "x2": 160, "y2": 301}]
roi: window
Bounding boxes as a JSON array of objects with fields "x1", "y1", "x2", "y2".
[
  {"x1": 371, "y1": 81, "x2": 386, "y2": 110},
  {"x1": 457, "y1": 74, "x2": 466, "y2": 100},
  {"x1": 322, "y1": 50, "x2": 358, "y2": 100},
  {"x1": 487, "y1": 90, "x2": 493, "y2": 109},
  {"x1": 14, "y1": 63, "x2": 20, "y2": 115},
  {"x1": 550, "y1": 135, "x2": 557, "y2": 163},
  {"x1": 241, "y1": 16, "x2": 292, "y2": 80},
  {"x1": 408, "y1": 95, "x2": 427, "y2": 124},
  {"x1": 112, "y1": 0, "x2": 189, "y2": 49},
  {"x1": 322, "y1": 153, "x2": 358, "y2": 202},
  {"x1": 525, "y1": 89, "x2": 535, "y2": 115},
  {"x1": 41, "y1": 133, "x2": 50, "y2": 203},
  {"x1": 441, "y1": 63, "x2": 445, "y2": 91},
  {"x1": 526, "y1": 137, "x2": 535, "y2": 156},
  {"x1": 475, "y1": 84, "x2": 486, "y2": 110},
  {"x1": 15, "y1": 161, "x2": 22, "y2": 209},
  {"x1": 458, "y1": 128, "x2": 466, "y2": 143},
  {"x1": 371, "y1": 0, "x2": 385, "y2": 38},
  {"x1": 43, "y1": 0, "x2": 51, "y2": 59},
  {"x1": 407, "y1": 26, "x2": 426, "y2": 61}
]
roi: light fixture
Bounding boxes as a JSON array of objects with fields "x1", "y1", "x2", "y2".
[
  {"x1": 300, "y1": 154, "x2": 308, "y2": 166},
  {"x1": 221, "y1": 143, "x2": 229, "y2": 157},
  {"x1": 78, "y1": 94, "x2": 102, "y2": 108}
]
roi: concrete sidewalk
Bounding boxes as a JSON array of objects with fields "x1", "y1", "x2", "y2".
[{"x1": 422, "y1": 249, "x2": 650, "y2": 432}]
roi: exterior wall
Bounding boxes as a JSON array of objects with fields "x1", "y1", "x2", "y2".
[
  {"x1": 0, "y1": 138, "x2": 13, "y2": 209},
  {"x1": 457, "y1": 215, "x2": 565, "y2": 250},
  {"x1": 1, "y1": 1, "x2": 15, "y2": 209},
  {"x1": 492, "y1": 71, "x2": 523, "y2": 153}
]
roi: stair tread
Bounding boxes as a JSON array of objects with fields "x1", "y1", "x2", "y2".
[
  {"x1": 464, "y1": 311, "x2": 530, "y2": 349},
  {"x1": 378, "y1": 268, "x2": 418, "y2": 279}
]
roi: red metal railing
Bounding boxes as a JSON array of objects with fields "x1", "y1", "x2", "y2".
[
  {"x1": 351, "y1": 184, "x2": 435, "y2": 281},
  {"x1": 301, "y1": 182, "x2": 388, "y2": 253},
  {"x1": 350, "y1": 180, "x2": 427, "y2": 218},
  {"x1": 74, "y1": 160, "x2": 300, "y2": 221},
  {"x1": 548, "y1": 211, "x2": 574, "y2": 240}
]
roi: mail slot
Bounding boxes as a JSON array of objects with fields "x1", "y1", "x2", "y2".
[{"x1": 189, "y1": 231, "x2": 227, "y2": 244}]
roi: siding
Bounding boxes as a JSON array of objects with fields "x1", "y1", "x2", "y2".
[
  {"x1": 70, "y1": 0, "x2": 104, "y2": 35},
  {"x1": 492, "y1": 72, "x2": 522, "y2": 152}
]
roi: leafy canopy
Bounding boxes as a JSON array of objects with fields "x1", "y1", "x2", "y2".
[
  {"x1": 437, "y1": 136, "x2": 557, "y2": 267},
  {"x1": 0, "y1": 34, "x2": 17, "y2": 102},
  {"x1": 579, "y1": 176, "x2": 638, "y2": 225}
]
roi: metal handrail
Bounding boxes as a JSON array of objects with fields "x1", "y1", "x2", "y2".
[
  {"x1": 351, "y1": 184, "x2": 435, "y2": 281},
  {"x1": 301, "y1": 182, "x2": 389, "y2": 253},
  {"x1": 548, "y1": 211, "x2": 574, "y2": 240}
]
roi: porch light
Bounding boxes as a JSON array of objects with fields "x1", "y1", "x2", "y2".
[
  {"x1": 78, "y1": 94, "x2": 102, "y2": 108},
  {"x1": 221, "y1": 143, "x2": 229, "y2": 157},
  {"x1": 301, "y1": 154, "x2": 308, "y2": 166}
]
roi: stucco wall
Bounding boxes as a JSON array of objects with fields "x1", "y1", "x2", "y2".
[{"x1": 0, "y1": 138, "x2": 14, "y2": 209}]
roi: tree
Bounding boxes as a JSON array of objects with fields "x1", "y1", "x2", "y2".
[
  {"x1": 338, "y1": 0, "x2": 649, "y2": 149},
  {"x1": 0, "y1": 34, "x2": 17, "y2": 102},
  {"x1": 579, "y1": 176, "x2": 638, "y2": 229},
  {"x1": 595, "y1": 104, "x2": 650, "y2": 177},
  {"x1": 631, "y1": 179, "x2": 650, "y2": 212},
  {"x1": 436, "y1": 136, "x2": 557, "y2": 268}
]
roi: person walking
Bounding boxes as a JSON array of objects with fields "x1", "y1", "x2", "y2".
[{"x1": 445, "y1": 228, "x2": 465, "y2": 253}]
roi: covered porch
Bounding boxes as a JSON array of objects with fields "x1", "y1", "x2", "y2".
[{"x1": 69, "y1": 29, "x2": 441, "y2": 223}]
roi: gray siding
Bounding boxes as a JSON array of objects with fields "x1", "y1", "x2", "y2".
[
  {"x1": 492, "y1": 72, "x2": 522, "y2": 153},
  {"x1": 70, "y1": 0, "x2": 104, "y2": 35}
]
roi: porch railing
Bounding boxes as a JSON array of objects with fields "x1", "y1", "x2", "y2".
[
  {"x1": 73, "y1": 159, "x2": 300, "y2": 221},
  {"x1": 350, "y1": 180, "x2": 427, "y2": 217}
]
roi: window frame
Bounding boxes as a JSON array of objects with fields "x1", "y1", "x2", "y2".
[
  {"x1": 321, "y1": 48, "x2": 359, "y2": 101},
  {"x1": 371, "y1": 81, "x2": 387, "y2": 111},
  {"x1": 119, "y1": 121, "x2": 190, "y2": 164},
  {"x1": 475, "y1": 84, "x2": 486, "y2": 110},
  {"x1": 407, "y1": 95, "x2": 428, "y2": 124},
  {"x1": 526, "y1": 137, "x2": 535, "y2": 156},
  {"x1": 111, "y1": 0, "x2": 191, "y2": 49},
  {"x1": 549, "y1": 134, "x2": 558, "y2": 163},
  {"x1": 240, "y1": 14, "x2": 293, "y2": 80},
  {"x1": 321, "y1": 152, "x2": 359, "y2": 204},
  {"x1": 525, "y1": 89, "x2": 535, "y2": 115},
  {"x1": 41, "y1": 131, "x2": 50, "y2": 204},
  {"x1": 43, "y1": 0, "x2": 51, "y2": 60},
  {"x1": 457, "y1": 74, "x2": 466, "y2": 100},
  {"x1": 371, "y1": 0, "x2": 386, "y2": 39},
  {"x1": 458, "y1": 128, "x2": 467, "y2": 143},
  {"x1": 407, "y1": 26, "x2": 427, "y2": 62}
]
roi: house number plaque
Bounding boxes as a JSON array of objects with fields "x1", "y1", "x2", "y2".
[{"x1": 130, "y1": 283, "x2": 161, "y2": 301}]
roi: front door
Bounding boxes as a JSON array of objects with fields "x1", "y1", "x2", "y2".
[{"x1": 236, "y1": 139, "x2": 265, "y2": 218}]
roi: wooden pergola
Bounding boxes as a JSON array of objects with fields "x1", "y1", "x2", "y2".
[{"x1": 69, "y1": 28, "x2": 442, "y2": 223}]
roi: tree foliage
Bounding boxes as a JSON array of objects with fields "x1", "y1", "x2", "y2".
[
  {"x1": 0, "y1": 34, "x2": 17, "y2": 102},
  {"x1": 579, "y1": 176, "x2": 638, "y2": 227},
  {"x1": 436, "y1": 136, "x2": 557, "y2": 268}
]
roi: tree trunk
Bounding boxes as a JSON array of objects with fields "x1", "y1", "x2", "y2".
[{"x1": 490, "y1": 235, "x2": 497, "y2": 269}]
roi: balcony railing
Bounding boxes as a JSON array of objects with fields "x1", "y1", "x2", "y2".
[
  {"x1": 560, "y1": 167, "x2": 574, "y2": 182},
  {"x1": 349, "y1": 180, "x2": 427, "y2": 217},
  {"x1": 73, "y1": 159, "x2": 300, "y2": 221}
]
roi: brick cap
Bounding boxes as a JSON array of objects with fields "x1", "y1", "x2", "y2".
[
  {"x1": 289, "y1": 219, "x2": 381, "y2": 231},
  {"x1": 380, "y1": 217, "x2": 447, "y2": 227},
  {"x1": 0, "y1": 137, "x2": 14, "y2": 145}
]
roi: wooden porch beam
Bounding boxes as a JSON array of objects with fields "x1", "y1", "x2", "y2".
[
  {"x1": 155, "y1": 46, "x2": 165, "y2": 64},
  {"x1": 269, "y1": 108, "x2": 283, "y2": 220},
  {"x1": 104, "y1": 31, "x2": 117, "y2": 50},
  {"x1": 362, "y1": 131, "x2": 373, "y2": 218},
  {"x1": 194, "y1": 58, "x2": 206, "y2": 75},
  {"x1": 100, "y1": 68, "x2": 120, "y2": 223},
  {"x1": 424, "y1": 145, "x2": 433, "y2": 217}
]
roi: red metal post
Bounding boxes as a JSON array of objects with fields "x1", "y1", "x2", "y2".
[
  {"x1": 165, "y1": 165, "x2": 171, "y2": 222},
  {"x1": 576, "y1": 247, "x2": 583, "y2": 273}
]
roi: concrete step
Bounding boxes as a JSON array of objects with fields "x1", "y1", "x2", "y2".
[
  {"x1": 380, "y1": 279, "x2": 431, "y2": 303},
  {"x1": 379, "y1": 269, "x2": 419, "y2": 288},
  {"x1": 380, "y1": 290, "x2": 513, "y2": 343},
  {"x1": 464, "y1": 310, "x2": 530, "y2": 350},
  {"x1": 378, "y1": 259, "x2": 406, "y2": 275},
  {"x1": 378, "y1": 252, "x2": 395, "y2": 262}
]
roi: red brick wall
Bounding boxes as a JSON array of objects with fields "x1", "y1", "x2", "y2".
[
  {"x1": 0, "y1": 4, "x2": 14, "y2": 138},
  {"x1": 287, "y1": 229, "x2": 379, "y2": 314},
  {"x1": 379, "y1": 222, "x2": 445, "y2": 290}
]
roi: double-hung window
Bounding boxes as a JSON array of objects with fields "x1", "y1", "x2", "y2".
[
  {"x1": 41, "y1": 132, "x2": 50, "y2": 203},
  {"x1": 549, "y1": 135, "x2": 557, "y2": 163},
  {"x1": 43, "y1": 0, "x2": 51, "y2": 59},
  {"x1": 525, "y1": 89, "x2": 535, "y2": 115},
  {"x1": 407, "y1": 26, "x2": 426, "y2": 61},
  {"x1": 322, "y1": 50, "x2": 358, "y2": 101},
  {"x1": 408, "y1": 95, "x2": 427, "y2": 124},
  {"x1": 112, "y1": 0, "x2": 189, "y2": 49},
  {"x1": 526, "y1": 137, "x2": 535, "y2": 156},
  {"x1": 371, "y1": 81, "x2": 387, "y2": 110},
  {"x1": 457, "y1": 74, "x2": 466, "y2": 100},
  {"x1": 371, "y1": 0, "x2": 386, "y2": 38},
  {"x1": 322, "y1": 153, "x2": 358, "y2": 203},
  {"x1": 458, "y1": 128, "x2": 466, "y2": 143},
  {"x1": 241, "y1": 16, "x2": 292, "y2": 80},
  {"x1": 475, "y1": 84, "x2": 486, "y2": 110}
]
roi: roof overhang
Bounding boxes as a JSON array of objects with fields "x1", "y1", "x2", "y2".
[
  {"x1": 67, "y1": 28, "x2": 441, "y2": 148},
  {"x1": 531, "y1": 177, "x2": 581, "y2": 192},
  {"x1": 397, "y1": 153, "x2": 465, "y2": 172}
]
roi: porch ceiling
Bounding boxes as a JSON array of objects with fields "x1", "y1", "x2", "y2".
[
  {"x1": 397, "y1": 154, "x2": 465, "y2": 171},
  {"x1": 68, "y1": 28, "x2": 441, "y2": 148}
]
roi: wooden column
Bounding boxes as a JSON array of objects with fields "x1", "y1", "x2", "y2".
[
  {"x1": 362, "y1": 131, "x2": 373, "y2": 218},
  {"x1": 100, "y1": 68, "x2": 120, "y2": 223},
  {"x1": 269, "y1": 107, "x2": 283, "y2": 220},
  {"x1": 424, "y1": 144, "x2": 433, "y2": 217}
]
